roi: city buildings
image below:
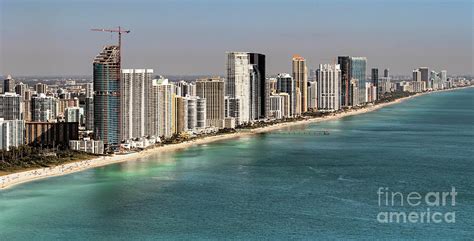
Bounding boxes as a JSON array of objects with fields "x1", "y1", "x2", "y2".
[
  {"x1": 371, "y1": 68, "x2": 379, "y2": 97},
  {"x1": 292, "y1": 55, "x2": 308, "y2": 113},
  {"x1": 3, "y1": 75, "x2": 15, "y2": 93},
  {"x1": 338, "y1": 56, "x2": 351, "y2": 107},
  {"x1": 148, "y1": 77, "x2": 174, "y2": 138},
  {"x1": 31, "y1": 94, "x2": 57, "y2": 122},
  {"x1": 69, "y1": 139, "x2": 104, "y2": 154},
  {"x1": 121, "y1": 69, "x2": 154, "y2": 140},
  {"x1": 35, "y1": 83, "x2": 47, "y2": 94},
  {"x1": 0, "y1": 92, "x2": 22, "y2": 120},
  {"x1": 196, "y1": 77, "x2": 225, "y2": 128},
  {"x1": 249, "y1": 53, "x2": 268, "y2": 120},
  {"x1": 0, "y1": 118, "x2": 24, "y2": 151},
  {"x1": 65, "y1": 107, "x2": 84, "y2": 125},
  {"x1": 276, "y1": 73, "x2": 296, "y2": 116},
  {"x1": 316, "y1": 64, "x2": 341, "y2": 111},
  {"x1": 307, "y1": 81, "x2": 317, "y2": 110},
  {"x1": 226, "y1": 52, "x2": 251, "y2": 124},
  {"x1": 93, "y1": 45, "x2": 120, "y2": 145},
  {"x1": 350, "y1": 57, "x2": 367, "y2": 105},
  {"x1": 25, "y1": 121, "x2": 79, "y2": 148}
]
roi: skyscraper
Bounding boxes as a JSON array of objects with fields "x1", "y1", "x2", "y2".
[
  {"x1": 0, "y1": 92, "x2": 22, "y2": 120},
  {"x1": 350, "y1": 57, "x2": 367, "y2": 105},
  {"x1": 413, "y1": 69, "x2": 422, "y2": 82},
  {"x1": 196, "y1": 77, "x2": 225, "y2": 128},
  {"x1": 3, "y1": 75, "x2": 15, "y2": 93},
  {"x1": 31, "y1": 94, "x2": 57, "y2": 122},
  {"x1": 85, "y1": 83, "x2": 94, "y2": 131},
  {"x1": 292, "y1": 55, "x2": 308, "y2": 113},
  {"x1": 338, "y1": 56, "x2": 351, "y2": 107},
  {"x1": 0, "y1": 118, "x2": 24, "y2": 151},
  {"x1": 371, "y1": 68, "x2": 379, "y2": 97},
  {"x1": 248, "y1": 53, "x2": 268, "y2": 120},
  {"x1": 317, "y1": 64, "x2": 341, "y2": 111},
  {"x1": 148, "y1": 78, "x2": 174, "y2": 138},
  {"x1": 383, "y1": 68, "x2": 390, "y2": 78},
  {"x1": 35, "y1": 83, "x2": 47, "y2": 94},
  {"x1": 226, "y1": 52, "x2": 251, "y2": 124},
  {"x1": 121, "y1": 69, "x2": 153, "y2": 140},
  {"x1": 307, "y1": 81, "x2": 317, "y2": 110},
  {"x1": 276, "y1": 73, "x2": 296, "y2": 117},
  {"x1": 93, "y1": 46, "x2": 120, "y2": 145}
]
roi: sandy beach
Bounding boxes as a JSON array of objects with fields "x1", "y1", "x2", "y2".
[{"x1": 1, "y1": 86, "x2": 472, "y2": 190}]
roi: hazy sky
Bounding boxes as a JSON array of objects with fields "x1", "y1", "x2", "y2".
[{"x1": 0, "y1": 0, "x2": 472, "y2": 76}]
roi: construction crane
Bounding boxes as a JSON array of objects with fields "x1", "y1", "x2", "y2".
[{"x1": 91, "y1": 26, "x2": 130, "y2": 51}]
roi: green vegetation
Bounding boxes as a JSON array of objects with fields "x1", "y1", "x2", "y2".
[
  {"x1": 376, "y1": 91, "x2": 415, "y2": 104},
  {"x1": 0, "y1": 145, "x2": 99, "y2": 173}
]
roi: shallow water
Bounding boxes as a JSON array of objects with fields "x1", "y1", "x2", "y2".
[{"x1": 1, "y1": 88, "x2": 473, "y2": 240}]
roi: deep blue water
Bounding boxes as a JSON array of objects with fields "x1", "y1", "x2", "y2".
[{"x1": 1, "y1": 88, "x2": 473, "y2": 240}]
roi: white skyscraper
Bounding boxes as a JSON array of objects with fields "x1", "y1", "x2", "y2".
[
  {"x1": 317, "y1": 64, "x2": 341, "y2": 111},
  {"x1": 226, "y1": 52, "x2": 252, "y2": 124},
  {"x1": 0, "y1": 118, "x2": 24, "y2": 151},
  {"x1": 149, "y1": 77, "x2": 174, "y2": 138},
  {"x1": 121, "y1": 69, "x2": 154, "y2": 140}
]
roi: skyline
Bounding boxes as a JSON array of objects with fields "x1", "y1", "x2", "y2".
[{"x1": 0, "y1": 0, "x2": 473, "y2": 76}]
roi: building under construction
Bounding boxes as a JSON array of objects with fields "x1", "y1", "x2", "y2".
[{"x1": 93, "y1": 45, "x2": 120, "y2": 145}]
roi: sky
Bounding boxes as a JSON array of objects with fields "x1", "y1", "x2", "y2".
[{"x1": 0, "y1": 0, "x2": 472, "y2": 76}]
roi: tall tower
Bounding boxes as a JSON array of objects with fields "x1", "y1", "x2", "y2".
[
  {"x1": 93, "y1": 46, "x2": 120, "y2": 144},
  {"x1": 226, "y1": 52, "x2": 251, "y2": 124},
  {"x1": 292, "y1": 55, "x2": 308, "y2": 113},
  {"x1": 121, "y1": 69, "x2": 153, "y2": 140},
  {"x1": 350, "y1": 57, "x2": 367, "y2": 105},
  {"x1": 248, "y1": 53, "x2": 267, "y2": 120},
  {"x1": 338, "y1": 56, "x2": 351, "y2": 107},
  {"x1": 196, "y1": 77, "x2": 225, "y2": 128},
  {"x1": 317, "y1": 64, "x2": 341, "y2": 112},
  {"x1": 91, "y1": 27, "x2": 129, "y2": 146},
  {"x1": 371, "y1": 68, "x2": 379, "y2": 97}
]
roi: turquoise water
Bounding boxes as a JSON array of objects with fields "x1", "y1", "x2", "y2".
[{"x1": 1, "y1": 88, "x2": 473, "y2": 240}]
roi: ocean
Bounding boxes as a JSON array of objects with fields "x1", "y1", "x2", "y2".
[{"x1": 1, "y1": 88, "x2": 473, "y2": 240}]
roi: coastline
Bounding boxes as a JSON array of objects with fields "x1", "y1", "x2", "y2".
[{"x1": 1, "y1": 86, "x2": 472, "y2": 190}]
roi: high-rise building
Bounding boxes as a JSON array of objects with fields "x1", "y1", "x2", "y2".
[
  {"x1": 413, "y1": 69, "x2": 422, "y2": 82},
  {"x1": 371, "y1": 68, "x2": 379, "y2": 97},
  {"x1": 25, "y1": 122, "x2": 78, "y2": 148},
  {"x1": 93, "y1": 46, "x2": 120, "y2": 145},
  {"x1": 196, "y1": 77, "x2": 225, "y2": 128},
  {"x1": 440, "y1": 70, "x2": 447, "y2": 82},
  {"x1": 383, "y1": 68, "x2": 390, "y2": 78},
  {"x1": 226, "y1": 52, "x2": 251, "y2": 124},
  {"x1": 65, "y1": 107, "x2": 84, "y2": 125},
  {"x1": 35, "y1": 83, "x2": 47, "y2": 94},
  {"x1": 3, "y1": 75, "x2": 16, "y2": 93},
  {"x1": 0, "y1": 118, "x2": 24, "y2": 151},
  {"x1": 418, "y1": 67, "x2": 429, "y2": 82},
  {"x1": 121, "y1": 69, "x2": 154, "y2": 140},
  {"x1": 276, "y1": 73, "x2": 296, "y2": 116},
  {"x1": 269, "y1": 94, "x2": 283, "y2": 119},
  {"x1": 31, "y1": 94, "x2": 57, "y2": 122},
  {"x1": 173, "y1": 96, "x2": 188, "y2": 134},
  {"x1": 350, "y1": 57, "x2": 367, "y2": 105},
  {"x1": 317, "y1": 64, "x2": 341, "y2": 111},
  {"x1": 175, "y1": 81, "x2": 196, "y2": 97},
  {"x1": 307, "y1": 81, "x2": 317, "y2": 110},
  {"x1": 0, "y1": 92, "x2": 22, "y2": 120},
  {"x1": 148, "y1": 78, "x2": 174, "y2": 138},
  {"x1": 338, "y1": 56, "x2": 351, "y2": 107},
  {"x1": 292, "y1": 55, "x2": 308, "y2": 113},
  {"x1": 14, "y1": 82, "x2": 27, "y2": 100},
  {"x1": 248, "y1": 53, "x2": 268, "y2": 120}
]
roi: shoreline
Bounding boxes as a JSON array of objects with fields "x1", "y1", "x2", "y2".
[{"x1": 1, "y1": 86, "x2": 472, "y2": 190}]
